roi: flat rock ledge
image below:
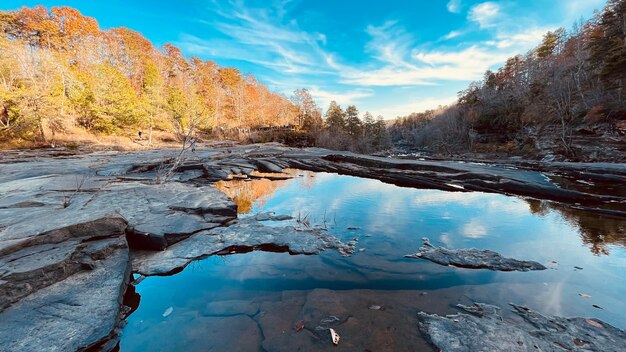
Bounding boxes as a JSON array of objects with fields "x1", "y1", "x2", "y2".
[
  {"x1": 417, "y1": 302, "x2": 626, "y2": 352},
  {"x1": 132, "y1": 216, "x2": 354, "y2": 276},
  {"x1": 405, "y1": 238, "x2": 547, "y2": 271},
  {"x1": 1, "y1": 143, "x2": 624, "y2": 351}
]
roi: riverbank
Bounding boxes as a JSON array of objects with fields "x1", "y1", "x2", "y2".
[{"x1": 1, "y1": 143, "x2": 625, "y2": 350}]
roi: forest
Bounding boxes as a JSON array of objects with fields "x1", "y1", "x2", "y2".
[
  {"x1": 2, "y1": 2, "x2": 623, "y2": 160},
  {"x1": 0, "y1": 6, "x2": 312, "y2": 147},
  {"x1": 390, "y1": 0, "x2": 625, "y2": 161}
]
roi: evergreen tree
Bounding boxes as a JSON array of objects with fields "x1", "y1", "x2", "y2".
[
  {"x1": 324, "y1": 101, "x2": 345, "y2": 131},
  {"x1": 588, "y1": 0, "x2": 626, "y2": 90},
  {"x1": 536, "y1": 31, "x2": 559, "y2": 58},
  {"x1": 362, "y1": 111, "x2": 375, "y2": 136},
  {"x1": 373, "y1": 115, "x2": 391, "y2": 149},
  {"x1": 344, "y1": 105, "x2": 362, "y2": 137}
]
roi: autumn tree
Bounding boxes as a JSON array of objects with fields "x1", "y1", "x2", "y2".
[
  {"x1": 292, "y1": 88, "x2": 322, "y2": 131},
  {"x1": 0, "y1": 5, "x2": 340, "y2": 148}
]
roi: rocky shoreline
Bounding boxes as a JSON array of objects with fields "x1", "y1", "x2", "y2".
[{"x1": 1, "y1": 143, "x2": 625, "y2": 350}]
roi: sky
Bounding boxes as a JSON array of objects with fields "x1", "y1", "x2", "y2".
[{"x1": 1, "y1": 0, "x2": 608, "y2": 118}]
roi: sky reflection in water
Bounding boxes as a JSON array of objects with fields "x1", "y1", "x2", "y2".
[{"x1": 121, "y1": 171, "x2": 626, "y2": 350}]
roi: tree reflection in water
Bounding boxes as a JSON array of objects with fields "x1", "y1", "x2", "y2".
[
  {"x1": 216, "y1": 171, "x2": 626, "y2": 255},
  {"x1": 526, "y1": 199, "x2": 626, "y2": 255},
  {"x1": 214, "y1": 169, "x2": 316, "y2": 214}
]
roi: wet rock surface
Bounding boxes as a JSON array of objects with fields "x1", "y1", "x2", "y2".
[
  {"x1": 417, "y1": 302, "x2": 626, "y2": 352},
  {"x1": 132, "y1": 216, "x2": 354, "y2": 276},
  {"x1": 405, "y1": 238, "x2": 547, "y2": 271},
  {"x1": 1, "y1": 142, "x2": 625, "y2": 351}
]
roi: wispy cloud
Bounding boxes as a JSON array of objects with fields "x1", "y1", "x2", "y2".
[
  {"x1": 172, "y1": 0, "x2": 601, "y2": 118},
  {"x1": 493, "y1": 28, "x2": 550, "y2": 49},
  {"x1": 365, "y1": 20, "x2": 416, "y2": 68},
  {"x1": 447, "y1": 0, "x2": 462, "y2": 14},
  {"x1": 309, "y1": 86, "x2": 374, "y2": 108},
  {"x1": 372, "y1": 96, "x2": 457, "y2": 119},
  {"x1": 178, "y1": 2, "x2": 330, "y2": 75},
  {"x1": 468, "y1": 2, "x2": 501, "y2": 28},
  {"x1": 442, "y1": 30, "x2": 462, "y2": 40}
]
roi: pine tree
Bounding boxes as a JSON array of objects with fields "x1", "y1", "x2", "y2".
[
  {"x1": 325, "y1": 101, "x2": 345, "y2": 131},
  {"x1": 588, "y1": 0, "x2": 626, "y2": 91},
  {"x1": 344, "y1": 105, "x2": 362, "y2": 137},
  {"x1": 373, "y1": 115, "x2": 390, "y2": 150}
]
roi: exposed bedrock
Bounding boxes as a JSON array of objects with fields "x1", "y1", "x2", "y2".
[
  {"x1": 91, "y1": 182, "x2": 237, "y2": 250},
  {"x1": 0, "y1": 143, "x2": 625, "y2": 351},
  {"x1": 417, "y1": 303, "x2": 626, "y2": 352},
  {"x1": 0, "y1": 229, "x2": 131, "y2": 352},
  {"x1": 405, "y1": 238, "x2": 547, "y2": 271},
  {"x1": 132, "y1": 216, "x2": 354, "y2": 276}
]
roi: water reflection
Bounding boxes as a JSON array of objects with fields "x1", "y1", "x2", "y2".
[
  {"x1": 214, "y1": 170, "x2": 317, "y2": 214},
  {"x1": 121, "y1": 171, "x2": 626, "y2": 351}
]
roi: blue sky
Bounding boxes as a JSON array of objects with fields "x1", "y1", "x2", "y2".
[{"x1": 1, "y1": 0, "x2": 607, "y2": 118}]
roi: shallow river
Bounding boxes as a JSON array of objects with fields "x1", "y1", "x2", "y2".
[{"x1": 120, "y1": 170, "x2": 626, "y2": 351}]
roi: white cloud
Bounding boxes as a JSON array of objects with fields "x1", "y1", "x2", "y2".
[
  {"x1": 365, "y1": 21, "x2": 415, "y2": 68},
  {"x1": 181, "y1": 3, "x2": 331, "y2": 75},
  {"x1": 468, "y1": 2, "x2": 501, "y2": 28},
  {"x1": 372, "y1": 96, "x2": 457, "y2": 118},
  {"x1": 339, "y1": 44, "x2": 512, "y2": 86},
  {"x1": 335, "y1": 20, "x2": 525, "y2": 87},
  {"x1": 308, "y1": 86, "x2": 374, "y2": 108},
  {"x1": 175, "y1": 0, "x2": 599, "y2": 120},
  {"x1": 443, "y1": 30, "x2": 462, "y2": 40},
  {"x1": 447, "y1": 0, "x2": 462, "y2": 13},
  {"x1": 494, "y1": 28, "x2": 551, "y2": 49}
]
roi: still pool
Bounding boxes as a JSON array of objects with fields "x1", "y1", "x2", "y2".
[{"x1": 120, "y1": 171, "x2": 626, "y2": 351}]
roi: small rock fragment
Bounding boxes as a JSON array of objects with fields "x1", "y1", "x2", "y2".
[
  {"x1": 329, "y1": 328, "x2": 340, "y2": 345},
  {"x1": 578, "y1": 293, "x2": 592, "y2": 299},
  {"x1": 585, "y1": 319, "x2": 603, "y2": 328}
]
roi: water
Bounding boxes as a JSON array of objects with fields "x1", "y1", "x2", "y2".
[{"x1": 120, "y1": 170, "x2": 626, "y2": 351}]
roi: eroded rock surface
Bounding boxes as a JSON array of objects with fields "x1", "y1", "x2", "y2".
[
  {"x1": 417, "y1": 303, "x2": 626, "y2": 352},
  {"x1": 132, "y1": 216, "x2": 354, "y2": 276},
  {"x1": 1, "y1": 142, "x2": 624, "y2": 351},
  {"x1": 0, "y1": 237, "x2": 130, "y2": 352},
  {"x1": 405, "y1": 238, "x2": 547, "y2": 271}
]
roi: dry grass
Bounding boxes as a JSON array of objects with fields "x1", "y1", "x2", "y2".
[{"x1": 0, "y1": 127, "x2": 182, "y2": 152}]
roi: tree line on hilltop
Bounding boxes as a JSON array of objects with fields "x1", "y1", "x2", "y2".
[
  {"x1": 0, "y1": 5, "x2": 393, "y2": 152},
  {"x1": 390, "y1": 0, "x2": 625, "y2": 160}
]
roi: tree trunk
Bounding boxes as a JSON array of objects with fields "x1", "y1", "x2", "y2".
[
  {"x1": 148, "y1": 114, "x2": 153, "y2": 145},
  {"x1": 38, "y1": 117, "x2": 47, "y2": 143}
]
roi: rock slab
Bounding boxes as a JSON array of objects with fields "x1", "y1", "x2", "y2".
[
  {"x1": 417, "y1": 302, "x2": 626, "y2": 352},
  {"x1": 405, "y1": 238, "x2": 546, "y2": 271}
]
